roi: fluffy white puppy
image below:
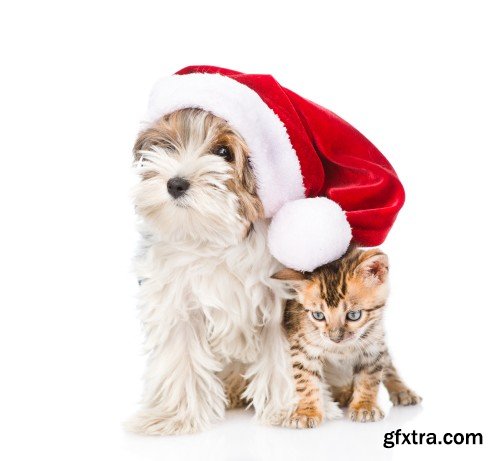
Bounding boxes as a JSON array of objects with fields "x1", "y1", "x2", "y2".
[{"x1": 127, "y1": 108, "x2": 301, "y2": 434}]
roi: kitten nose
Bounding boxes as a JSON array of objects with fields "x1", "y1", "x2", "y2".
[
  {"x1": 329, "y1": 329, "x2": 345, "y2": 343},
  {"x1": 167, "y1": 177, "x2": 190, "y2": 198}
]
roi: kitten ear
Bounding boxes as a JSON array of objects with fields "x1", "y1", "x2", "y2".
[
  {"x1": 272, "y1": 268, "x2": 306, "y2": 281},
  {"x1": 271, "y1": 268, "x2": 308, "y2": 296},
  {"x1": 355, "y1": 250, "x2": 389, "y2": 286}
]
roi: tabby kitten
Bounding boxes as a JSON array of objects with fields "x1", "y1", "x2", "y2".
[{"x1": 273, "y1": 248, "x2": 421, "y2": 429}]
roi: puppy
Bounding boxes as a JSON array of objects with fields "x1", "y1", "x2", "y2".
[{"x1": 127, "y1": 108, "x2": 297, "y2": 434}]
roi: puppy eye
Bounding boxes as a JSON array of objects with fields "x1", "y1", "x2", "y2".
[
  {"x1": 311, "y1": 311, "x2": 325, "y2": 321},
  {"x1": 212, "y1": 145, "x2": 233, "y2": 161},
  {"x1": 346, "y1": 310, "x2": 362, "y2": 321}
]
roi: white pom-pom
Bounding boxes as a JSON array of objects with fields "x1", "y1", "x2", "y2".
[{"x1": 268, "y1": 197, "x2": 352, "y2": 272}]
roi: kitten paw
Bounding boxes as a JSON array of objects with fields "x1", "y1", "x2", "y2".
[
  {"x1": 349, "y1": 404, "x2": 384, "y2": 423},
  {"x1": 389, "y1": 389, "x2": 422, "y2": 406},
  {"x1": 286, "y1": 410, "x2": 323, "y2": 429}
]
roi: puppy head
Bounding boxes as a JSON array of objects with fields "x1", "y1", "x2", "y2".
[{"x1": 133, "y1": 109, "x2": 263, "y2": 245}]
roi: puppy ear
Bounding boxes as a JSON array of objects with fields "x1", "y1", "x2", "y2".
[
  {"x1": 133, "y1": 124, "x2": 173, "y2": 161},
  {"x1": 133, "y1": 129, "x2": 156, "y2": 161},
  {"x1": 355, "y1": 249, "x2": 389, "y2": 286}
]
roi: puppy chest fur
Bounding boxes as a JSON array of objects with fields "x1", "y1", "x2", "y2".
[{"x1": 136, "y1": 221, "x2": 282, "y2": 365}]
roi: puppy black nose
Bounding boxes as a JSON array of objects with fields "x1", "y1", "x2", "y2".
[{"x1": 167, "y1": 177, "x2": 190, "y2": 199}]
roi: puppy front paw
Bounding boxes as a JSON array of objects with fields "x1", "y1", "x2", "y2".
[
  {"x1": 125, "y1": 409, "x2": 209, "y2": 435},
  {"x1": 349, "y1": 403, "x2": 384, "y2": 423},
  {"x1": 389, "y1": 389, "x2": 422, "y2": 406},
  {"x1": 324, "y1": 399, "x2": 344, "y2": 420},
  {"x1": 286, "y1": 409, "x2": 323, "y2": 429}
]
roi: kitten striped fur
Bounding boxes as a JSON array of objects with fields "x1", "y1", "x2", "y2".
[{"x1": 274, "y1": 247, "x2": 421, "y2": 428}]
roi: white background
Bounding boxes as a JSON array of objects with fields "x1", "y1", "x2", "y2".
[{"x1": 1, "y1": 1, "x2": 499, "y2": 460}]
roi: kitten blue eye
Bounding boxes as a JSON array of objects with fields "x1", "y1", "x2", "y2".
[
  {"x1": 312, "y1": 311, "x2": 325, "y2": 321},
  {"x1": 346, "y1": 310, "x2": 362, "y2": 321}
]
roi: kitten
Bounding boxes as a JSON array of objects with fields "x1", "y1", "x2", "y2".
[{"x1": 273, "y1": 247, "x2": 421, "y2": 428}]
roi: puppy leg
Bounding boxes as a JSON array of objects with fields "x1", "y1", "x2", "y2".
[
  {"x1": 126, "y1": 311, "x2": 225, "y2": 435},
  {"x1": 244, "y1": 310, "x2": 297, "y2": 426}
]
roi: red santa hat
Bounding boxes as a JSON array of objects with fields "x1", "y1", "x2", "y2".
[{"x1": 143, "y1": 65, "x2": 405, "y2": 272}]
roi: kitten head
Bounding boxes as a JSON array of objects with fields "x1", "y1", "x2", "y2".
[
  {"x1": 273, "y1": 248, "x2": 389, "y2": 347},
  {"x1": 133, "y1": 108, "x2": 263, "y2": 246}
]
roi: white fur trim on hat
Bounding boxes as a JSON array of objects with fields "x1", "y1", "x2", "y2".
[
  {"x1": 268, "y1": 197, "x2": 352, "y2": 272},
  {"x1": 144, "y1": 73, "x2": 305, "y2": 217}
]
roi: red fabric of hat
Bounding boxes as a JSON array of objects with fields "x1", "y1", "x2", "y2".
[{"x1": 143, "y1": 65, "x2": 405, "y2": 271}]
